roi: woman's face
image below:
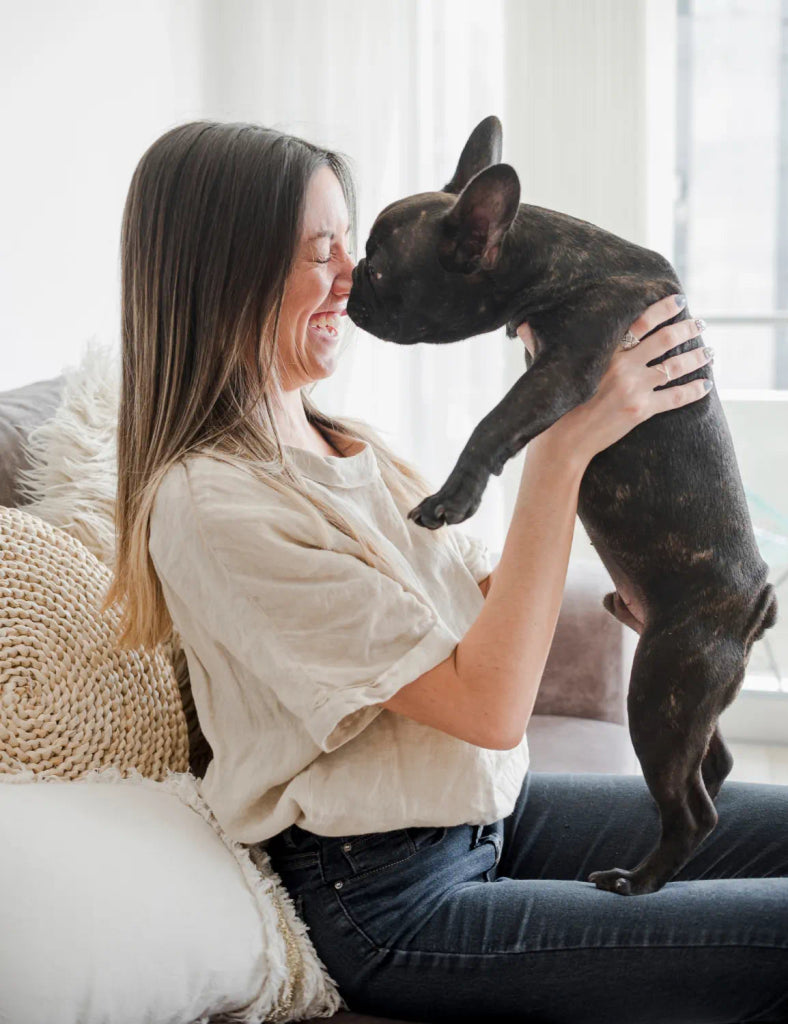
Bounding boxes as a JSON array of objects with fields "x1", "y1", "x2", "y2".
[{"x1": 276, "y1": 166, "x2": 355, "y2": 390}]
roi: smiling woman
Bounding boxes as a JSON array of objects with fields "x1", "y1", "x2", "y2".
[{"x1": 105, "y1": 121, "x2": 456, "y2": 653}]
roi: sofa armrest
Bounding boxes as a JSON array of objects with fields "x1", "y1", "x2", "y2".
[
  {"x1": 0, "y1": 376, "x2": 65, "y2": 508},
  {"x1": 532, "y1": 559, "x2": 636, "y2": 726}
]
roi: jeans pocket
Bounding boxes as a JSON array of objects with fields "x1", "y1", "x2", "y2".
[
  {"x1": 338, "y1": 827, "x2": 417, "y2": 881},
  {"x1": 407, "y1": 824, "x2": 449, "y2": 856},
  {"x1": 337, "y1": 825, "x2": 451, "y2": 880},
  {"x1": 330, "y1": 826, "x2": 454, "y2": 952}
]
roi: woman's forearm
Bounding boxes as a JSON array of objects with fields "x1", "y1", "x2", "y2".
[{"x1": 454, "y1": 437, "x2": 585, "y2": 748}]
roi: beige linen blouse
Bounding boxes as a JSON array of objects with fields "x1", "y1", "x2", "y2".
[{"x1": 148, "y1": 434, "x2": 530, "y2": 844}]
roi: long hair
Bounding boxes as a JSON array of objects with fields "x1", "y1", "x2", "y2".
[{"x1": 105, "y1": 121, "x2": 445, "y2": 648}]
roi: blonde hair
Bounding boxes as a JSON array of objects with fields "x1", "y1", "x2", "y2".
[{"x1": 105, "y1": 120, "x2": 446, "y2": 649}]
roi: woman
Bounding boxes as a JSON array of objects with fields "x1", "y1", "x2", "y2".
[{"x1": 107, "y1": 122, "x2": 787, "y2": 1022}]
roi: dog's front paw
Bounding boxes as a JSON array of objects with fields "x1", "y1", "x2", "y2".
[
  {"x1": 588, "y1": 867, "x2": 661, "y2": 896},
  {"x1": 587, "y1": 868, "x2": 635, "y2": 895},
  {"x1": 407, "y1": 473, "x2": 487, "y2": 529}
]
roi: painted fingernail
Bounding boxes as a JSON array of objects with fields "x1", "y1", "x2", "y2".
[
  {"x1": 703, "y1": 380, "x2": 714, "y2": 391},
  {"x1": 674, "y1": 294, "x2": 687, "y2": 309},
  {"x1": 695, "y1": 317, "x2": 707, "y2": 332},
  {"x1": 702, "y1": 346, "x2": 714, "y2": 359}
]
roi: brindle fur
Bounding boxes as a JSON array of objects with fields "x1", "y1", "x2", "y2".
[{"x1": 347, "y1": 116, "x2": 777, "y2": 896}]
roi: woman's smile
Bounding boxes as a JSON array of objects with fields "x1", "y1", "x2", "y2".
[{"x1": 307, "y1": 309, "x2": 347, "y2": 344}]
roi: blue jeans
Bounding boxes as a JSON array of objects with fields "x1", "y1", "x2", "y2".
[{"x1": 265, "y1": 772, "x2": 788, "y2": 1023}]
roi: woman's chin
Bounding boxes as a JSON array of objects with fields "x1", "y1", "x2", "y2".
[
  {"x1": 308, "y1": 337, "x2": 341, "y2": 378},
  {"x1": 311, "y1": 361, "x2": 337, "y2": 382}
]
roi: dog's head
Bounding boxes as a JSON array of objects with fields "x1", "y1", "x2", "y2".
[{"x1": 347, "y1": 116, "x2": 521, "y2": 344}]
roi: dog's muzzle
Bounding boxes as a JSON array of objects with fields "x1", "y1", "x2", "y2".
[{"x1": 348, "y1": 260, "x2": 401, "y2": 340}]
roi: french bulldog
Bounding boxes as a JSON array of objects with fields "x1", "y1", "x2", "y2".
[{"x1": 347, "y1": 115, "x2": 777, "y2": 896}]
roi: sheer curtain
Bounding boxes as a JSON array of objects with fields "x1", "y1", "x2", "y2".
[
  {"x1": 200, "y1": 0, "x2": 510, "y2": 545},
  {"x1": 0, "y1": 0, "x2": 663, "y2": 553},
  {"x1": 199, "y1": 0, "x2": 668, "y2": 551}
]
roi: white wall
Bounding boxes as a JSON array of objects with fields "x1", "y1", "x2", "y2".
[{"x1": 0, "y1": 0, "x2": 206, "y2": 390}]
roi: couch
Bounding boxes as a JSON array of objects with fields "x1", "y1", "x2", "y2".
[{"x1": 0, "y1": 374, "x2": 638, "y2": 1024}]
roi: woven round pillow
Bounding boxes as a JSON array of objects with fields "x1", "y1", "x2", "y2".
[{"x1": 0, "y1": 507, "x2": 188, "y2": 779}]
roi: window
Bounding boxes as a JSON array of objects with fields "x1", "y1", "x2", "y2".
[
  {"x1": 676, "y1": 0, "x2": 788, "y2": 694},
  {"x1": 675, "y1": 0, "x2": 788, "y2": 392}
]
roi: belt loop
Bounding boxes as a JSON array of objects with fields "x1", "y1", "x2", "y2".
[{"x1": 471, "y1": 823, "x2": 484, "y2": 846}]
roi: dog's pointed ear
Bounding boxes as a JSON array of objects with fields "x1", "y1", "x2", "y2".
[
  {"x1": 439, "y1": 163, "x2": 520, "y2": 274},
  {"x1": 442, "y1": 115, "x2": 503, "y2": 195}
]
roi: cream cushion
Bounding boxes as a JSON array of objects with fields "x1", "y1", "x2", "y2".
[
  {"x1": 0, "y1": 767, "x2": 343, "y2": 1024},
  {"x1": 0, "y1": 506, "x2": 188, "y2": 779}
]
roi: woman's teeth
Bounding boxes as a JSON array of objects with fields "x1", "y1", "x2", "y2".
[{"x1": 309, "y1": 313, "x2": 340, "y2": 336}]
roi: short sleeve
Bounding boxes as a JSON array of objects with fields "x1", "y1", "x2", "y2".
[
  {"x1": 450, "y1": 528, "x2": 495, "y2": 584},
  {"x1": 149, "y1": 461, "x2": 460, "y2": 754}
]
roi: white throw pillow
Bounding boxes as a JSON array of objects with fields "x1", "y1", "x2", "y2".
[
  {"x1": 18, "y1": 341, "x2": 212, "y2": 777},
  {"x1": 20, "y1": 340, "x2": 120, "y2": 567},
  {"x1": 0, "y1": 767, "x2": 343, "y2": 1024}
]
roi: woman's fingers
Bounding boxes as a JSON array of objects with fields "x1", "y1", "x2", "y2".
[
  {"x1": 650, "y1": 376, "x2": 712, "y2": 412},
  {"x1": 543, "y1": 292, "x2": 710, "y2": 463},
  {"x1": 651, "y1": 345, "x2": 713, "y2": 387},
  {"x1": 639, "y1": 316, "x2": 706, "y2": 363},
  {"x1": 627, "y1": 293, "x2": 686, "y2": 341}
]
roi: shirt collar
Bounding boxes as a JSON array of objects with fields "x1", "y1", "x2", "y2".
[{"x1": 283, "y1": 431, "x2": 379, "y2": 488}]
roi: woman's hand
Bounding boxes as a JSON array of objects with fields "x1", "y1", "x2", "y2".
[{"x1": 521, "y1": 294, "x2": 713, "y2": 470}]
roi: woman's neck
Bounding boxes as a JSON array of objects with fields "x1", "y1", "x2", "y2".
[{"x1": 272, "y1": 389, "x2": 344, "y2": 457}]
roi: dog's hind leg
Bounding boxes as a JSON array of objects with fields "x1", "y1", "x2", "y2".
[
  {"x1": 701, "y1": 726, "x2": 734, "y2": 801},
  {"x1": 698, "y1": 586, "x2": 775, "y2": 802},
  {"x1": 588, "y1": 629, "x2": 745, "y2": 896}
]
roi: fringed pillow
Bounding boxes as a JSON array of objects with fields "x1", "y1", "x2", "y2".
[{"x1": 0, "y1": 767, "x2": 343, "y2": 1024}]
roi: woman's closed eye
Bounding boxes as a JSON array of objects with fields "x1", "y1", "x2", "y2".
[{"x1": 313, "y1": 245, "x2": 355, "y2": 265}]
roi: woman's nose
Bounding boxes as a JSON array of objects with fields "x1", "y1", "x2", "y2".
[{"x1": 333, "y1": 250, "x2": 355, "y2": 296}]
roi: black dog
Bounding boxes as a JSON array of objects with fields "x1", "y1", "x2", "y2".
[{"x1": 347, "y1": 116, "x2": 777, "y2": 896}]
